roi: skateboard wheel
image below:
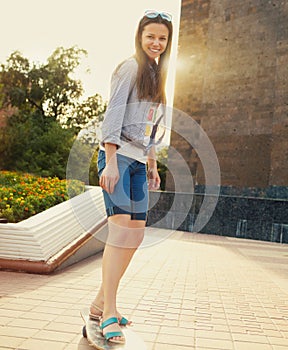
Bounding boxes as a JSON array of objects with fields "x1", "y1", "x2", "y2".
[{"x1": 82, "y1": 325, "x2": 87, "y2": 338}]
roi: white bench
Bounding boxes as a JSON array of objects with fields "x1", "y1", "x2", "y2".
[{"x1": 0, "y1": 186, "x2": 107, "y2": 273}]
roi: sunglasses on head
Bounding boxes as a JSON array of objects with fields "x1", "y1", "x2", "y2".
[{"x1": 144, "y1": 10, "x2": 172, "y2": 22}]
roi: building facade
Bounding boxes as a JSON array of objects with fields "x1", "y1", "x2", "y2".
[{"x1": 148, "y1": 0, "x2": 288, "y2": 242}]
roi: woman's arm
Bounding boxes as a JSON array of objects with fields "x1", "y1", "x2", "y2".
[
  {"x1": 101, "y1": 58, "x2": 138, "y2": 148},
  {"x1": 99, "y1": 143, "x2": 119, "y2": 194},
  {"x1": 147, "y1": 146, "x2": 161, "y2": 190}
]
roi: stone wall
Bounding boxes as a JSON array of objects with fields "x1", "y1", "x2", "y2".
[
  {"x1": 159, "y1": 0, "x2": 288, "y2": 241},
  {"x1": 168, "y1": 0, "x2": 288, "y2": 189},
  {"x1": 147, "y1": 189, "x2": 288, "y2": 243}
]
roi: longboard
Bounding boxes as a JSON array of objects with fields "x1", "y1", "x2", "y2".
[{"x1": 80, "y1": 308, "x2": 147, "y2": 349}]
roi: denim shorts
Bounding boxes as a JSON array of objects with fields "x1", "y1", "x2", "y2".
[{"x1": 97, "y1": 150, "x2": 148, "y2": 221}]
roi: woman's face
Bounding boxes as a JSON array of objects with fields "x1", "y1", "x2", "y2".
[{"x1": 141, "y1": 23, "x2": 169, "y2": 61}]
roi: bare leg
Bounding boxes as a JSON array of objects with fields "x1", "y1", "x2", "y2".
[
  {"x1": 91, "y1": 216, "x2": 145, "y2": 315},
  {"x1": 96, "y1": 214, "x2": 145, "y2": 341}
]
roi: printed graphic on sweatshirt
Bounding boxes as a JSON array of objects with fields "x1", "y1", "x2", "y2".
[{"x1": 143, "y1": 104, "x2": 166, "y2": 154}]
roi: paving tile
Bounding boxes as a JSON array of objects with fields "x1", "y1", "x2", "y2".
[
  {"x1": 194, "y1": 323, "x2": 213, "y2": 331},
  {"x1": 2, "y1": 297, "x2": 42, "y2": 307},
  {"x1": 33, "y1": 329, "x2": 76, "y2": 342},
  {"x1": 214, "y1": 324, "x2": 230, "y2": 332},
  {"x1": 19, "y1": 338, "x2": 67, "y2": 350},
  {"x1": 234, "y1": 341, "x2": 273, "y2": 350},
  {"x1": 7, "y1": 317, "x2": 50, "y2": 329},
  {"x1": 0, "y1": 325, "x2": 38, "y2": 338},
  {"x1": 267, "y1": 336, "x2": 288, "y2": 346},
  {"x1": 196, "y1": 348, "x2": 225, "y2": 350},
  {"x1": 0, "y1": 309, "x2": 23, "y2": 318},
  {"x1": 137, "y1": 331, "x2": 157, "y2": 342},
  {"x1": 264, "y1": 329, "x2": 287, "y2": 338},
  {"x1": 195, "y1": 330, "x2": 232, "y2": 340},
  {"x1": 132, "y1": 323, "x2": 160, "y2": 335},
  {"x1": 196, "y1": 337, "x2": 234, "y2": 349},
  {"x1": 142, "y1": 341, "x2": 153, "y2": 350},
  {"x1": 70, "y1": 332, "x2": 86, "y2": 345},
  {"x1": 163, "y1": 320, "x2": 180, "y2": 328},
  {"x1": 52, "y1": 315, "x2": 83, "y2": 326},
  {"x1": 0, "y1": 317, "x2": 14, "y2": 326},
  {"x1": 232, "y1": 333, "x2": 270, "y2": 344},
  {"x1": 0, "y1": 335, "x2": 26, "y2": 348},
  {"x1": 44, "y1": 321, "x2": 81, "y2": 334},
  {"x1": 37, "y1": 301, "x2": 74, "y2": 309},
  {"x1": 154, "y1": 344, "x2": 194, "y2": 350},
  {"x1": 30, "y1": 306, "x2": 67, "y2": 316},
  {"x1": 156, "y1": 333, "x2": 195, "y2": 347},
  {"x1": 19, "y1": 311, "x2": 57, "y2": 322},
  {"x1": 63, "y1": 345, "x2": 90, "y2": 350}
]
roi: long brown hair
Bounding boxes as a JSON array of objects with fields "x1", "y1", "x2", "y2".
[{"x1": 134, "y1": 14, "x2": 173, "y2": 104}]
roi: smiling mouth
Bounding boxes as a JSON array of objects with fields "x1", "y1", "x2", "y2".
[{"x1": 149, "y1": 48, "x2": 160, "y2": 53}]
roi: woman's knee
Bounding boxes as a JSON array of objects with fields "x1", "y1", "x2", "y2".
[{"x1": 107, "y1": 215, "x2": 145, "y2": 248}]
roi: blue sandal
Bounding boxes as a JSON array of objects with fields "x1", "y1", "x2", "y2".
[
  {"x1": 119, "y1": 316, "x2": 130, "y2": 326},
  {"x1": 90, "y1": 303, "x2": 131, "y2": 326},
  {"x1": 100, "y1": 317, "x2": 125, "y2": 344}
]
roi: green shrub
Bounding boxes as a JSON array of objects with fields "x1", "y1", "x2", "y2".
[{"x1": 0, "y1": 171, "x2": 85, "y2": 223}]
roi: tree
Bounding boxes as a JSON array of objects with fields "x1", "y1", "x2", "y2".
[
  {"x1": 0, "y1": 47, "x2": 106, "y2": 179},
  {"x1": 0, "y1": 47, "x2": 86, "y2": 123},
  {"x1": 67, "y1": 93, "x2": 107, "y2": 134}
]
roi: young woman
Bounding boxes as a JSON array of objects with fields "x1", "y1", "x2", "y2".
[{"x1": 90, "y1": 10, "x2": 173, "y2": 343}]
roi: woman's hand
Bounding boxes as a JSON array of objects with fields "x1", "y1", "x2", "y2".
[
  {"x1": 99, "y1": 143, "x2": 119, "y2": 194},
  {"x1": 99, "y1": 161, "x2": 119, "y2": 194},
  {"x1": 147, "y1": 147, "x2": 160, "y2": 190},
  {"x1": 147, "y1": 167, "x2": 161, "y2": 190}
]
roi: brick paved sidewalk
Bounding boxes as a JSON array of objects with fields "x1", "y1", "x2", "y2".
[{"x1": 0, "y1": 229, "x2": 287, "y2": 350}]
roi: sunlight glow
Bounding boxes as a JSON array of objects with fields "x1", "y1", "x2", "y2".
[{"x1": 1, "y1": 0, "x2": 181, "y2": 104}]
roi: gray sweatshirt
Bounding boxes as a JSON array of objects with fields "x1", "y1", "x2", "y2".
[{"x1": 100, "y1": 57, "x2": 163, "y2": 163}]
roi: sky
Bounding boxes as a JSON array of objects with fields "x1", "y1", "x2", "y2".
[{"x1": 0, "y1": 0, "x2": 181, "y2": 103}]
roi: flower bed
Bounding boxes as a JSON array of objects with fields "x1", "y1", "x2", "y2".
[{"x1": 0, "y1": 171, "x2": 85, "y2": 223}]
